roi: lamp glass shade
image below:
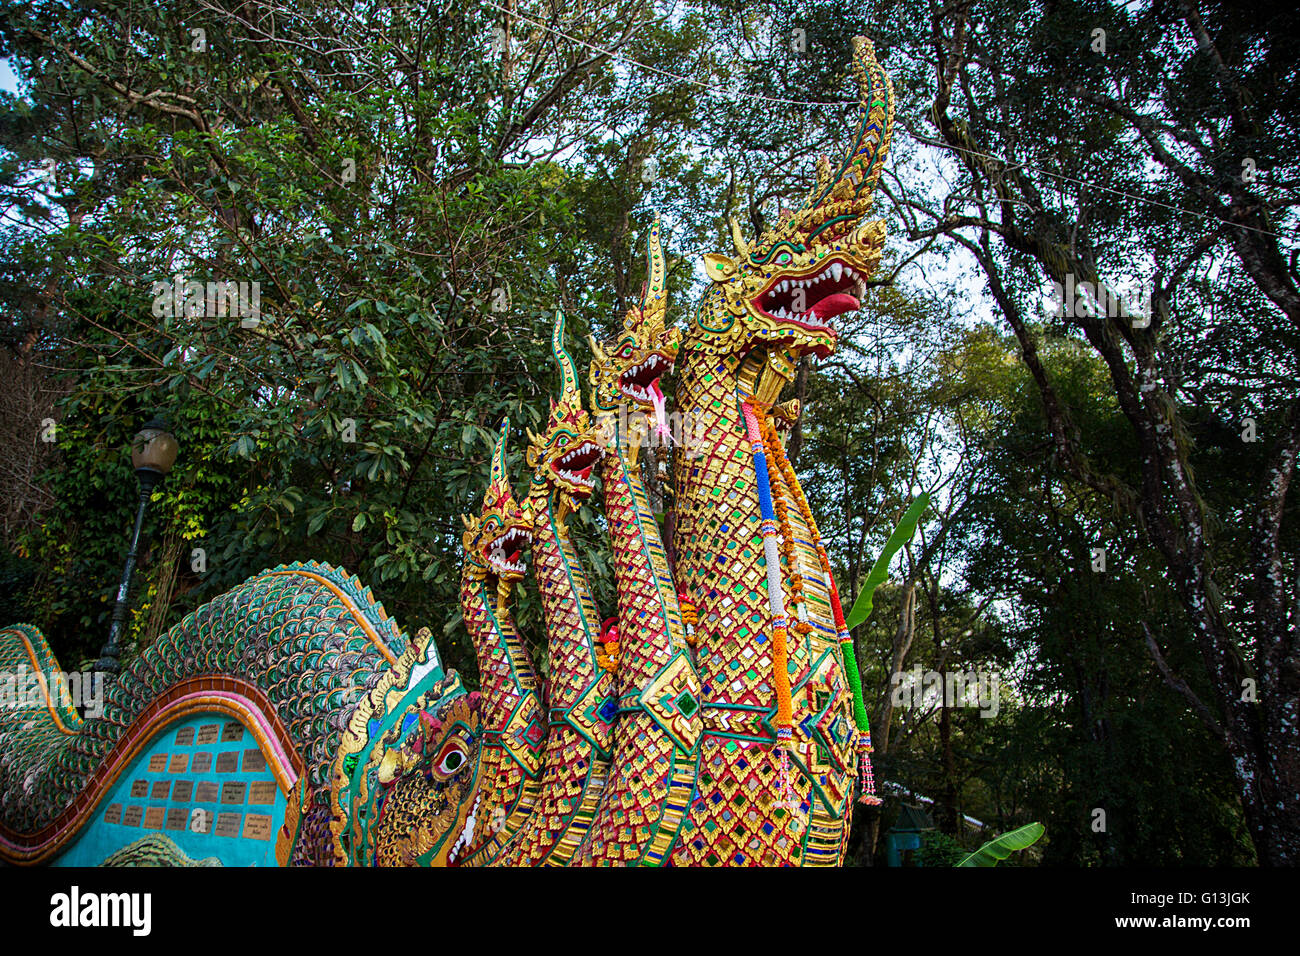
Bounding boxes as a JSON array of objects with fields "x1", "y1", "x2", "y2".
[{"x1": 132, "y1": 426, "x2": 179, "y2": 475}]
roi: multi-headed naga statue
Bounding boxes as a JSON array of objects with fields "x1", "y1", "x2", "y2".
[{"x1": 0, "y1": 36, "x2": 893, "y2": 866}]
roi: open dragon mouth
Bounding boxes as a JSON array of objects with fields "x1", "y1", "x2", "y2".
[
  {"x1": 753, "y1": 258, "x2": 868, "y2": 333},
  {"x1": 552, "y1": 440, "x2": 602, "y2": 490},
  {"x1": 618, "y1": 352, "x2": 672, "y2": 403},
  {"x1": 619, "y1": 351, "x2": 674, "y2": 436},
  {"x1": 486, "y1": 527, "x2": 530, "y2": 576}
]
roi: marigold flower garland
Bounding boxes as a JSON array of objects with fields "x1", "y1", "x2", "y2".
[
  {"x1": 676, "y1": 589, "x2": 698, "y2": 646},
  {"x1": 758, "y1": 414, "x2": 882, "y2": 807},
  {"x1": 596, "y1": 617, "x2": 621, "y2": 674}
]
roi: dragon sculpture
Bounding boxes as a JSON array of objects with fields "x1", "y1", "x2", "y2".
[{"x1": 0, "y1": 36, "x2": 893, "y2": 867}]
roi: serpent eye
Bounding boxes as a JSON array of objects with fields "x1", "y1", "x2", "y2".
[
  {"x1": 435, "y1": 741, "x2": 468, "y2": 775},
  {"x1": 776, "y1": 252, "x2": 791, "y2": 264}
]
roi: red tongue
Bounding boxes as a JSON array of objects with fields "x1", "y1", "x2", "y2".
[
  {"x1": 507, "y1": 549, "x2": 521, "y2": 564},
  {"x1": 811, "y1": 292, "x2": 860, "y2": 322}
]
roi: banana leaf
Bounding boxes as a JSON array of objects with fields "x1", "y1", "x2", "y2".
[
  {"x1": 956, "y1": 822, "x2": 1045, "y2": 867},
  {"x1": 844, "y1": 492, "x2": 930, "y2": 631}
]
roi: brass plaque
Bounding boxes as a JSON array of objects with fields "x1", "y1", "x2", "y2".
[
  {"x1": 196, "y1": 724, "x2": 220, "y2": 745},
  {"x1": 249, "y1": 781, "x2": 278, "y2": 805},
  {"x1": 129, "y1": 780, "x2": 149, "y2": 798},
  {"x1": 169, "y1": 753, "x2": 189, "y2": 773},
  {"x1": 221, "y1": 721, "x2": 244, "y2": 743},
  {"x1": 242, "y1": 814, "x2": 273, "y2": 841},
  {"x1": 150, "y1": 780, "x2": 171, "y2": 800},
  {"x1": 221, "y1": 781, "x2": 247, "y2": 805},
  {"x1": 165, "y1": 808, "x2": 188, "y2": 831},
  {"x1": 242, "y1": 749, "x2": 267, "y2": 773},
  {"x1": 148, "y1": 753, "x2": 168, "y2": 773},
  {"x1": 122, "y1": 805, "x2": 143, "y2": 827},
  {"x1": 103, "y1": 804, "x2": 122, "y2": 824},
  {"x1": 195, "y1": 781, "x2": 219, "y2": 802},
  {"x1": 174, "y1": 727, "x2": 196, "y2": 746},
  {"x1": 214, "y1": 812, "x2": 241, "y2": 838},
  {"x1": 172, "y1": 780, "x2": 194, "y2": 802},
  {"x1": 191, "y1": 752, "x2": 213, "y2": 773},
  {"x1": 143, "y1": 806, "x2": 165, "y2": 830},
  {"x1": 215, "y1": 752, "x2": 239, "y2": 773}
]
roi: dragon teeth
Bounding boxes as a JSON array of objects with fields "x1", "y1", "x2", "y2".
[{"x1": 449, "y1": 790, "x2": 483, "y2": 864}]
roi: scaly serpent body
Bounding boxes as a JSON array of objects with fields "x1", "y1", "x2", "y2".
[{"x1": 578, "y1": 222, "x2": 703, "y2": 864}]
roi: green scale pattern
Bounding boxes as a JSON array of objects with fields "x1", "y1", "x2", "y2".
[{"x1": 0, "y1": 560, "x2": 407, "y2": 837}]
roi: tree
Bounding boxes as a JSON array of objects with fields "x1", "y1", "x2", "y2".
[{"x1": 845, "y1": 0, "x2": 1299, "y2": 865}]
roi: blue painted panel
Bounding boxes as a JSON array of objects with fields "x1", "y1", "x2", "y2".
[
  {"x1": 894, "y1": 832, "x2": 921, "y2": 850},
  {"x1": 54, "y1": 713, "x2": 288, "y2": 867}
]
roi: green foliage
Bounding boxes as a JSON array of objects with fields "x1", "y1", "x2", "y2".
[
  {"x1": 844, "y1": 492, "x2": 929, "y2": 630},
  {"x1": 956, "y1": 823, "x2": 1044, "y2": 867},
  {"x1": 0, "y1": 549, "x2": 36, "y2": 626},
  {"x1": 915, "y1": 830, "x2": 967, "y2": 867}
]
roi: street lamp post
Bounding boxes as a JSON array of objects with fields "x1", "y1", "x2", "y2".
[{"x1": 95, "y1": 417, "x2": 178, "y2": 678}]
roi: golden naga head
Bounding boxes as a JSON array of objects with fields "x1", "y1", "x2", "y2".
[
  {"x1": 588, "y1": 216, "x2": 679, "y2": 425},
  {"x1": 368, "y1": 690, "x2": 485, "y2": 867},
  {"x1": 526, "y1": 311, "x2": 604, "y2": 504},
  {"x1": 461, "y1": 419, "x2": 531, "y2": 583},
  {"x1": 690, "y1": 36, "x2": 893, "y2": 362},
  {"x1": 326, "y1": 656, "x2": 485, "y2": 868}
]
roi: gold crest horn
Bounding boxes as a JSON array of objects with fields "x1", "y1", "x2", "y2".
[
  {"x1": 639, "y1": 216, "x2": 669, "y2": 336},
  {"x1": 812, "y1": 155, "x2": 833, "y2": 204},
  {"x1": 800, "y1": 37, "x2": 895, "y2": 214},
  {"x1": 482, "y1": 417, "x2": 514, "y2": 510},
  {"x1": 551, "y1": 310, "x2": 583, "y2": 418},
  {"x1": 728, "y1": 216, "x2": 750, "y2": 259},
  {"x1": 840, "y1": 38, "x2": 894, "y2": 202}
]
